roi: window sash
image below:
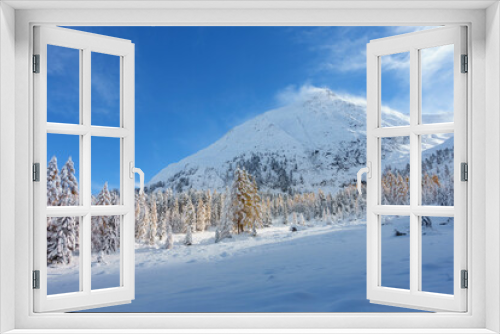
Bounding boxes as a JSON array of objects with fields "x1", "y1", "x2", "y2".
[
  {"x1": 33, "y1": 25, "x2": 136, "y2": 313},
  {"x1": 366, "y1": 26, "x2": 468, "y2": 312}
]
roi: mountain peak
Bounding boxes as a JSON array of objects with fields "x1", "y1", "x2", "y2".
[{"x1": 148, "y1": 89, "x2": 408, "y2": 194}]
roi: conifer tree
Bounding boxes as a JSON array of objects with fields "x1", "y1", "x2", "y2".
[
  {"x1": 60, "y1": 157, "x2": 79, "y2": 205},
  {"x1": 157, "y1": 192, "x2": 166, "y2": 242},
  {"x1": 196, "y1": 198, "x2": 206, "y2": 232},
  {"x1": 91, "y1": 183, "x2": 119, "y2": 260},
  {"x1": 134, "y1": 193, "x2": 141, "y2": 241},
  {"x1": 136, "y1": 192, "x2": 148, "y2": 241},
  {"x1": 229, "y1": 167, "x2": 248, "y2": 234},
  {"x1": 299, "y1": 213, "x2": 306, "y2": 226},
  {"x1": 47, "y1": 189, "x2": 77, "y2": 264},
  {"x1": 172, "y1": 198, "x2": 182, "y2": 233},
  {"x1": 149, "y1": 193, "x2": 158, "y2": 246},
  {"x1": 184, "y1": 224, "x2": 193, "y2": 246},
  {"x1": 216, "y1": 188, "x2": 233, "y2": 243},
  {"x1": 166, "y1": 223, "x2": 174, "y2": 249},
  {"x1": 47, "y1": 156, "x2": 61, "y2": 206}
]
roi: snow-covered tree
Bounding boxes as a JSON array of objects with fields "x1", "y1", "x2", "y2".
[
  {"x1": 184, "y1": 198, "x2": 196, "y2": 232},
  {"x1": 91, "y1": 183, "x2": 120, "y2": 260},
  {"x1": 184, "y1": 224, "x2": 193, "y2": 246},
  {"x1": 299, "y1": 213, "x2": 306, "y2": 226},
  {"x1": 60, "y1": 157, "x2": 79, "y2": 205},
  {"x1": 157, "y1": 192, "x2": 166, "y2": 242},
  {"x1": 149, "y1": 193, "x2": 158, "y2": 246},
  {"x1": 136, "y1": 192, "x2": 148, "y2": 242},
  {"x1": 47, "y1": 189, "x2": 77, "y2": 265},
  {"x1": 229, "y1": 167, "x2": 249, "y2": 234},
  {"x1": 166, "y1": 223, "x2": 174, "y2": 249},
  {"x1": 47, "y1": 156, "x2": 61, "y2": 206},
  {"x1": 172, "y1": 198, "x2": 182, "y2": 233},
  {"x1": 196, "y1": 199, "x2": 206, "y2": 232},
  {"x1": 216, "y1": 188, "x2": 233, "y2": 243}
]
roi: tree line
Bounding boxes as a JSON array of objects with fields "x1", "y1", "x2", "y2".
[{"x1": 46, "y1": 149, "x2": 452, "y2": 266}]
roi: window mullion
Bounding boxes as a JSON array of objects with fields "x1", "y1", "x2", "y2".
[
  {"x1": 409, "y1": 47, "x2": 420, "y2": 294},
  {"x1": 82, "y1": 47, "x2": 92, "y2": 294}
]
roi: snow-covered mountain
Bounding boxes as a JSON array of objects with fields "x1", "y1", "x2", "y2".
[{"x1": 148, "y1": 88, "x2": 448, "y2": 194}]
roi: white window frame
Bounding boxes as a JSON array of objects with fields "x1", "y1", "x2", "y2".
[{"x1": 0, "y1": 1, "x2": 499, "y2": 333}]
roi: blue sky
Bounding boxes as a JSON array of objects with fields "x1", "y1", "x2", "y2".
[{"x1": 46, "y1": 26, "x2": 452, "y2": 194}]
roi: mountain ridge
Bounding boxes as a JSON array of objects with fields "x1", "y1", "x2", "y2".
[{"x1": 148, "y1": 87, "x2": 447, "y2": 194}]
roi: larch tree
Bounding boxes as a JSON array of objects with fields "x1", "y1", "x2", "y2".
[{"x1": 229, "y1": 167, "x2": 248, "y2": 234}]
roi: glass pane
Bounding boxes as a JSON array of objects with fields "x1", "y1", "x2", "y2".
[
  {"x1": 381, "y1": 52, "x2": 410, "y2": 127},
  {"x1": 421, "y1": 134, "x2": 454, "y2": 206},
  {"x1": 47, "y1": 45, "x2": 80, "y2": 124},
  {"x1": 47, "y1": 134, "x2": 80, "y2": 206},
  {"x1": 91, "y1": 136, "x2": 121, "y2": 203},
  {"x1": 381, "y1": 136, "x2": 410, "y2": 205},
  {"x1": 421, "y1": 216, "x2": 454, "y2": 294},
  {"x1": 91, "y1": 215, "x2": 121, "y2": 290},
  {"x1": 47, "y1": 216, "x2": 80, "y2": 295},
  {"x1": 421, "y1": 45, "x2": 454, "y2": 124},
  {"x1": 91, "y1": 52, "x2": 120, "y2": 127},
  {"x1": 381, "y1": 215, "x2": 410, "y2": 290}
]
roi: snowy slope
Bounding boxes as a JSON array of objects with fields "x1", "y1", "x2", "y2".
[
  {"x1": 149, "y1": 88, "x2": 447, "y2": 194},
  {"x1": 54, "y1": 216, "x2": 454, "y2": 313}
]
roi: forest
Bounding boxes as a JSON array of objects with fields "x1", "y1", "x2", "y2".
[{"x1": 46, "y1": 144, "x2": 453, "y2": 266}]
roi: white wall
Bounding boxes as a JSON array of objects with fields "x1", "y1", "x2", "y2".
[
  {"x1": 0, "y1": 2, "x2": 16, "y2": 333},
  {"x1": 486, "y1": 2, "x2": 500, "y2": 333}
]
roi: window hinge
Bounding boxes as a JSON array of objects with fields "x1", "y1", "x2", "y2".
[
  {"x1": 33, "y1": 54, "x2": 40, "y2": 73},
  {"x1": 461, "y1": 162, "x2": 468, "y2": 181},
  {"x1": 33, "y1": 163, "x2": 40, "y2": 182},
  {"x1": 461, "y1": 269, "x2": 468, "y2": 289},
  {"x1": 461, "y1": 54, "x2": 468, "y2": 73},
  {"x1": 33, "y1": 270, "x2": 40, "y2": 289}
]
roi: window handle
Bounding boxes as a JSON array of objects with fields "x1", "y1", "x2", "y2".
[
  {"x1": 129, "y1": 162, "x2": 145, "y2": 194},
  {"x1": 357, "y1": 162, "x2": 371, "y2": 195}
]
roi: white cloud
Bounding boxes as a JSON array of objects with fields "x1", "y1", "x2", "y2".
[
  {"x1": 275, "y1": 84, "x2": 409, "y2": 124},
  {"x1": 275, "y1": 84, "x2": 327, "y2": 106}
]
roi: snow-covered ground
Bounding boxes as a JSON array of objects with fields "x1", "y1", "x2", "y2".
[{"x1": 48, "y1": 217, "x2": 454, "y2": 312}]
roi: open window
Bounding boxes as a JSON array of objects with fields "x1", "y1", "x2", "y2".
[
  {"x1": 33, "y1": 26, "x2": 137, "y2": 312},
  {"x1": 363, "y1": 26, "x2": 467, "y2": 312}
]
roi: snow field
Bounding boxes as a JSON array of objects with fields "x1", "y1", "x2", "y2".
[{"x1": 46, "y1": 216, "x2": 454, "y2": 312}]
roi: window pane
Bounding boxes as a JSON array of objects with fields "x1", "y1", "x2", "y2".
[
  {"x1": 421, "y1": 216, "x2": 454, "y2": 295},
  {"x1": 47, "y1": 45, "x2": 80, "y2": 124},
  {"x1": 381, "y1": 215, "x2": 410, "y2": 290},
  {"x1": 381, "y1": 52, "x2": 410, "y2": 127},
  {"x1": 47, "y1": 216, "x2": 80, "y2": 295},
  {"x1": 381, "y1": 137, "x2": 410, "y2": 205},
  {"x1": 91, "y1": 136, "x2": 121, "y2": 203},
  {"x1": 91, "y1": 215, "x2": 121, "y2": 290},
  {"x1": 421, "y1": 45, "x2": 454, "y2": 124},
  {"x1": 421, "y1": 134, "x2": 454, "y2": 206},
  {"x1": 47, "y1": 134, "x2": 80, "y2": 206},
  {"x1": 91, "y1": 52, "x2": 120, "y2": 127}
]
